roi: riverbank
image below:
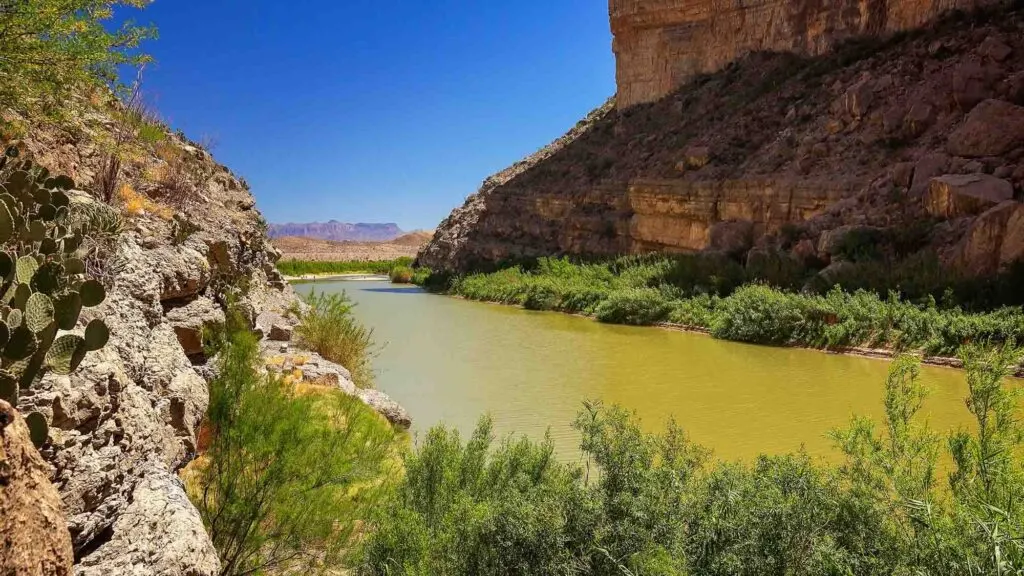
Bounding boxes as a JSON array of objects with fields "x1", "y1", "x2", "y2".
[
  {"x1": 284, "y1": 273, "x2": 389, "y2": 282},
  {"x1": 420, "y1": 256, "x2": 1024, "y2": 373}
]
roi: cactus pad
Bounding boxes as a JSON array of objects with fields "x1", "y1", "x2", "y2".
[
  {"x1": 6, "y1": 308, "x2": 22, "y2": 328},
  {"x1": 46, "y1": 334, "x2": 86, "y2": 375},
  {"x1": 0, "y1": 371, "x2": 17, "y2": 404},
  {"x1": 28, "y1": 220, "x2": 45, "y2": 241},
  {"x1": 30, "y1": 262, "x2": 64, "y2": 294},
  {"x1": 32, "y1": 188, "x2": 50, "y2": 205},
  {"x1": 15, "y1": 255, "x2": 37, "y2": 283},
  {"x1": 0, "y1": 202, "x2": 13, "y2": 244},
  {"x1": 5, "y1": 325, "x2": 37, "y2": 360},
  {"x1": 25, "y1": 293, "x2": 54, "y2": 333},
  {"x1": 54, "y1": 292, "x2": 82, "y2": 330},
  {"x1": 84, "y1": 319, "x2": 109, "y2": 351},
  {"x1": 39, "y1": 203, "x2": 56, "y2": 221},
  {"x1": 39, "y1": 237, "x2": 59, "y2": 255},
  {"x1": 0, "y1": 252, "x2": 13, "y2": 280},
  {"x1": 80, "y1": 280, "x2": 105, "y2": 307},
  {"x1": 25, "y1": 411, "x2": 48, "y2": 448}
]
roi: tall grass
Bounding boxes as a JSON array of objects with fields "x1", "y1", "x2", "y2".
[
  {"x1": 434, "y1": 256, "x2": 1024, "y2": 359},
  {"x1": 359, "y1": 345, "x2": 1024, "y2": 575},
  {"x1": 278, "y1": 257, "x2": 414, "y2": 277},
  {"x1": 293, "y1": 290, "x2": 377, "y2": 388}
]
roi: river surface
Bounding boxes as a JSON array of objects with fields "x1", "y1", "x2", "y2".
[{"x1": 295, "y1": 280, "x2": 974, "y2": 462}]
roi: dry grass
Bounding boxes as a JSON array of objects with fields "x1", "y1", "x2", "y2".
[{"x1": 119, "y1": 182, "x2": 174, "y2": 220}]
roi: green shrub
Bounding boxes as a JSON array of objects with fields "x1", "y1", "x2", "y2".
[
  {"x1": 190, "y1": 330, "x2": 395, "y2": 576},
  {"x1": 361, "y1": 350, "x2": 1024, "y2": 575},
  {"x1": 357, "y1": 416, "x2": 596, "y2": 576},
  {"x1": 710, "y1": 284, "x2": 808, "y2": 344},
  {"x1": 294, "y1": 290, "x2": 376, "y2": 388},
  {"x1": 278, "y1": 258, "x2": 411, "y2": 277},
  {"x1": 389, "y1": 265, "x2": 414, "y2": 284},
  {"x1": 594, "y1": 287, "x2": 672, "y2": 325}
]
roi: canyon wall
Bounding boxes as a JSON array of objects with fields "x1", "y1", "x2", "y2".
[
  {"x1": 610, "y1": 0, "x2": 1002, "y2": 108},
  {"x1": 420, "y1": 5, "x2": 1024, "y2": 275}
]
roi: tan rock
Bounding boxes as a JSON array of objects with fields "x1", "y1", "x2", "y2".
[
  {"x1": 927, "y1": 174, "x2": 1014, "y2": 219},
  {"x1": 955, "y1": 201, "x2": 1024, "y2": 275},
  {"x1": 1000, "y1": 203, "x2": 1024, "y2": 268},
  {"x1": 0, "y1": 401, "x2": 73, "y2": 576},
  {"x1": 609, "y1": 0, "x2": 1003, "y2": 108},
  {"x1": 165, "y1": 297, "x2": 226, "y2": 356},
  {"x1": 947, "y1": 99, "x2": 1024, "y2": 158}
]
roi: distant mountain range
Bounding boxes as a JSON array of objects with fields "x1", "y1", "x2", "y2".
[{"x1": 267, "y1": 221, "x2": 404, "y2": 242}]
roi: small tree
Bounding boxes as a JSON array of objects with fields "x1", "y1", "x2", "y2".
[
  {"x1": 0, "y1": 0, "x2": 156, "y2": 117},
  {"x1": 191, "y1": 330, "x2": 396, "y2": 576}
]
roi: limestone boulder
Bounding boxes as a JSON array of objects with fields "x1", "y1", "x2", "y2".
[
  {"x1": 0, "y1": 401, "x2": 73, "y2": 576},
  {"x1": 356, "y1": 389, "x2": 413, "y2": 431},
  {"x1": 75, "y1": 464, "x2": 219, "y2": 576},
  {"x1": 166, "y1": 297, "x2": 226, "y2": 357},
  {"x1": 954, "y1": 201, "x2": 1024, "y2": 275},
  {"x1": 926, "y1": 174, "x2": 1014, "y2": 218},
  {"x1": 947, "y1": 99, "x2": 1024, "y2": 158}
]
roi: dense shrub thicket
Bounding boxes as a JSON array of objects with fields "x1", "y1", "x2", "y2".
[
  {"x1": 277, "y1": 257, "x2": 413, "y2": 277},
  {"x1": 359, "y1": 345, "x2": 1024, "y2": 576},
  {"x1": 188, "y1": 329, "x2": 396, "y2": 576},
  {"x1": 431, "y1": 256, "x2": 1024, "y2": 358}
]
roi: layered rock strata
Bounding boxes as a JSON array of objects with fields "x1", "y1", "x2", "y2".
[
  {"x1": 421, "y1": 6, "x2": 1024, "y2": 276},
  {"x1": 610, "y1": 0, "x2": 1005, "y2": 108}
]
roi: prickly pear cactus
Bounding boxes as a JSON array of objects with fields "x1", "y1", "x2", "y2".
[{"x1": 0, "y1": 145, "x2": 110, "y2": 448}]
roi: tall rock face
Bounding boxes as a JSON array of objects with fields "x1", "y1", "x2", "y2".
[
  {"x1": 420, "y1": 4, "x2": 1024, "y2": 274},
  {"x1": 611, "y1": 0, "x2": 1002, "y2": 108},
  {"x1": 2, "y1": 98, "x2": 296, "y2": 575}
]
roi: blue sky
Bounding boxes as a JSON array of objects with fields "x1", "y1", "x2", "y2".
[{"x1": 132, "y1": 1, "x2": 615, "y2": 230}]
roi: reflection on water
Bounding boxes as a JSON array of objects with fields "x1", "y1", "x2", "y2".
[{"x1": 295, "y1": 281, "x2": 972, "y2": 462}]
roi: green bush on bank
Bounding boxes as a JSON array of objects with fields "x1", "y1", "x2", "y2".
[
  {"x1": 189, "y1": 329, "x2": 396, "y2": 576},
  {"x1": 433, "y1": 256, "x2": 1024, "y2": 358},
  {"x1": 293, "y1": 290, "x2": 377, "y2": 388},
  {"x1": 277, "y1": 257, "x2": 414, "y2": 277},
  {"x1": 359, "y1": 345, "x2": 1024, "y2": 575}
]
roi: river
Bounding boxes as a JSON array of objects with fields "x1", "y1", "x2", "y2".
[{"x1": 295, "y1": 279, "x2": 973, "y2": 462}]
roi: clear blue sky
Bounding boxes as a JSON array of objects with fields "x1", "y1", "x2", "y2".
[{"x1": 132, "y1": 1, "x2": 615, "y2": 230}]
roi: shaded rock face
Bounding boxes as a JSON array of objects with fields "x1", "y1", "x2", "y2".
[
  {"x1": 609, "y1": 0, "x2": 1003, "y2": 108},
  {"x1": 421, "y1": 7, "x2": 1024, "y2": 275},
  {"x1": 0, "y1": 401, "x2": 73, "y2": 576}
]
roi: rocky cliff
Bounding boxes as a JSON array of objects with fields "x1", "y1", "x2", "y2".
[
  {"x1": 420, "y1": 3, "x2": 1024, "y2": 277},
  {"x1": 611, "y1": 0, "x2": 1003, "y2": 108},
  {"x1": 2, "y1": 93, "x2": 407, "y2": 574}
]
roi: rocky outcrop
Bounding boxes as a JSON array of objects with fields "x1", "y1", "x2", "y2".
[
  {"x1": 421, "y1": 6, "x2": 1024, "y2": 276},
  {"x1": 0, "y1": 401, "x2": 73, "y2": 576},
  {"x1": 5, "y1": 101, "x2": 305, "y2": 574},
  {"x1": 261, "y1": 343, "x2": 412, "y2": 429},
  {"x1": 610, "y1": 0, "x2": 1004, "y2": 108}
]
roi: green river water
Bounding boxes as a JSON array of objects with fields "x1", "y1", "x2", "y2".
[{"x1": 296, "y1": 279, "x2": 974, "y2": 462}]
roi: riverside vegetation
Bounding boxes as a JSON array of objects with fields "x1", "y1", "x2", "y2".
[
  {"x1": 190, "y1": 287, "x2": 1024, "y2": 575},
  {"x1": 421, "y1": 255, "x2": 1024, "y2": 360},
  {"x1": 356, "y1": 345, "x2": 1024, "y2": 575},
  {"x1": 277, "y1": 257, "x2": 413, "y2": 277}
]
